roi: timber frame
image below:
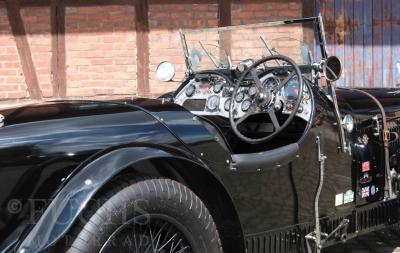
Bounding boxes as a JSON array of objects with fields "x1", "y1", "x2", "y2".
[{"x1": 1, "y1": 0, "x2": 313, "y2": 98}]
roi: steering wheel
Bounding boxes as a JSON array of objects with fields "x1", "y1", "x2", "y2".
[{"x1": 229, "y1": 55, "x2": 304, "y2": 144}]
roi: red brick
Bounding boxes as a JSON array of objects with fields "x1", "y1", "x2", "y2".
[
  {"x1": 0, "y1": 85, "x2": 19, "y2": 91},
  {"x1": 91, "y1": 59, "x2": 113, "y2": 65},
  {"x1": 0, "y1": 55, "x2": 18, "y2": 61},
  {"x1": 7, "y1": 91, "x2": 27, "y2": 99},
  {"x1": 93, "y1": 88, "x2": 114, "y2": 95},
  {"x1": 4, "y1": 62, "x2": 20, "y2": 68},
  {"x1": 0, "y1": 69, "x2": 17, "y2": 76}
]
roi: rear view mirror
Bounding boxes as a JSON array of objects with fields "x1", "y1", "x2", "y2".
[
  {"x1": 156, "y1": 61, "x2": 176, "y2": 82},
  {"x1": 323, "y1": 56, "x2": 343, "y2": 82}
]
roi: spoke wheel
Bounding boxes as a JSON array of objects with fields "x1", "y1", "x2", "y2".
[
  {"x1": 58, "y1": 178, "x2": 222, "y2": 253},
  {"x1": 101, "y1": 214, "x2": 193, "y2": 253}
]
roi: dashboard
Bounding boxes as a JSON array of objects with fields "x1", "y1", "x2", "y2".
[{"x1": 174, "y1": 72, "x2": 312, "y2": 121}]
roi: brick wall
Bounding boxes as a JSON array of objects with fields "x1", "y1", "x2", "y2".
[
  {"x1": 148, "y1": 3, "x2": 219, "y2": 94},
  {"x1": 0, "y1": 0, "x2": 304, "y2": 107},
  {"x1": 65, "y1": 4, "x2": 137, "y2": 100},
  {"x1": 230, "y1": 1, "x2": 304, "y2": 64},
  {"x1": 0, "y1": 2, "x2": 28, "y2": 101}
]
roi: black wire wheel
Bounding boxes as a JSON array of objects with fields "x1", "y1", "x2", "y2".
[
  {"x1": 100, "y1": 214, "x2": 193, "y2": 253},
  {"x1": 60, "y1": 177, "x2": 222, "y2": 253}
]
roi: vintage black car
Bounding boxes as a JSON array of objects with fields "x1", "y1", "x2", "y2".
[{"x1": 0, "y1": 16, "x2": 400, "y2": 253}]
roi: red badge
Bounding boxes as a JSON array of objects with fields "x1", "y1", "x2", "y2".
[{"x1": 362, "y1": 161, "x2": 370, "y2": 172}]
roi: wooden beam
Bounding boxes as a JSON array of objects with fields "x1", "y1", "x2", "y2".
[
  {"x1": 64, "y1": 0, "x2": 131, "y2": 7},
  {"x1": 219, "y1": 0, "x2": 231, "y2": 56},
  {"x1": 51, "y1": 0, "x2": 66, "y2": 98},
  {"x1": 135, "y1": 0, "x2": 150, "y2": 96},
  {"x1": 6, "y1": 0, "x2": 42, "y2": 99},
  {"x1": 149, "y1": 0, "x2": 216, "y2": 4}
]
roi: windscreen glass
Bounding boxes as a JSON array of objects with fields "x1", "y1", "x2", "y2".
[{"x1": 182, "y1": 20, "x2": 318, "y2": 72}]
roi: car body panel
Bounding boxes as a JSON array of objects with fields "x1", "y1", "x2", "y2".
[
  {"x1": 1, "y1": 86, "x2": 399, "y2": 252},
  {"x1": 0, "y1": 99, "x2": 237, "y2": 252}
]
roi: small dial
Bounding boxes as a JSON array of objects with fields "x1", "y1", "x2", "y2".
[
  {"x1": 185, "y1": 84, "x2": 196, "y2": 97},
  {"x1": 248, "y1": 86, "x2": 257, "y2": 97},
  {"x1": 206, "y1": 95, "x2": 220, "y2": 111},
  {"x1": 241, "y1": 99, "x2": 252, "y2": 112},
  {"x1": 224, "y1": 98, "x2": 231, "y2": 111},
  {"x1": 235, "y1": 91, "x2": 245, "y2": 103},
  {"x1": 213, "y1": 81, "x2": 224, "y2": 93}
]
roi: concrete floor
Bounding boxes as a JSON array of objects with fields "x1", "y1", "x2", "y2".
[{"x1": 324, "y1": 227, "x2": 400, "y2": 253}]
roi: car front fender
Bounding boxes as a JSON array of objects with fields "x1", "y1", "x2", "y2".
[{"x1": 15, "y1": 145, "x2": 197, "y2": 253}]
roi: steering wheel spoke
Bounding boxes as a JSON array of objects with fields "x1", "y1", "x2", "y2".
[
  {"x1": 268, "y1": 110, "x2": 280, "y2": 130},
  {"x1": 275, "y1": 71, "x2": 295, "y2": 93},
  {"x1": 235, "y1": 105, "x2": 256, "y2": 126},
  {"x1": 250, "y1": 68, "x2": 263, "y2": 91}
]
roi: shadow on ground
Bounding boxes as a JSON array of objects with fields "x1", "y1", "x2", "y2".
[{"x1": 323, "y1": 227, "x2": 400, "y2": 253}]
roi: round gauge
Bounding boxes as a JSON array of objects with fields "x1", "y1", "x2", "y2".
[
  {"x1": 241, "y1": 99, "x2": 252, "y2": 112},
  {"x1": 185, "y1": 84, "x2": 196, "y2": 97},
  {"x1": 206, "y1": 95, "x2": 220, "y2": 111},
  {"x1": 263, "y1": 77, "x2": 279, "y2": 90},
  {"x1": 248, "y1": 86, "x2": 257, "y2": 97},
  {"x1": 213, "y1": 81, "x2": 224, "y2": 93},
  {"x1": 224, "y1": 98, "x2": 231, "y2": 111},
  {"x1": 235, "y1": 91, "x2": 245, "y2": 103},
  {"x1": 284, "y1": 77, "x2": 300, "y2": 100}
]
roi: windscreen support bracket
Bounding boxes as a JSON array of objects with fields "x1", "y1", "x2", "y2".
[{"x1": 179, "y1": 30, "x2": 193, "y2": 76}]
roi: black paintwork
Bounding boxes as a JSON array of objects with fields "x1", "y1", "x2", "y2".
[{"x1": 0, "y1": 83, "x2": 399, "y2": 253}]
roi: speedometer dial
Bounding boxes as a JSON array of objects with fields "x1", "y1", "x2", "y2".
[{"x1": 206, "y1": 95, "x2": 220, "y2": 111}]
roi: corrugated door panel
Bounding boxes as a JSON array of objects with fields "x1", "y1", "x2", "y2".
[
  {"x1": 372, "y1": 0, "x2": 383, "y2": 87},
  {"x1": 335, "y1": 0, "x2": 345, "y2": 87},
  {"x1": 382, "y1": 0, "x2": 393, "y2": 86},
  {"x1": 363, "y1": 0, "x2": 373, "y2": 88},
  {"x1": 353, "y1": 0, "x2": 364, "y2": 87},
  {"x1": 316, "y1": 0, "x2": 400, "y2": 87},
  {"x1": 344, "y1": 0, "x2": 354, "y2": 87},
  {"x1": 393, "y1": 0, "x2": 400, "y2": 86}
]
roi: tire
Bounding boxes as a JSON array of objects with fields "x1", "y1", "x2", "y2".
[{"x1": 60, "y1": 177, "x2": 222, "y2": 253}]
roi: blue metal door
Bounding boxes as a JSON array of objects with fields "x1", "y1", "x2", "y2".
[{"x1": 315, "y1": 0, "x2": 400, "y2": 88}]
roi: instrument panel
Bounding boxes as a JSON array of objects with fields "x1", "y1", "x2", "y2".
[
  {"x1": 174, "y1": 74, "x2": 253, "y2": 119},
  {"x1": 174, "y1": 73, "x2": 312, "y2": 121}
]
